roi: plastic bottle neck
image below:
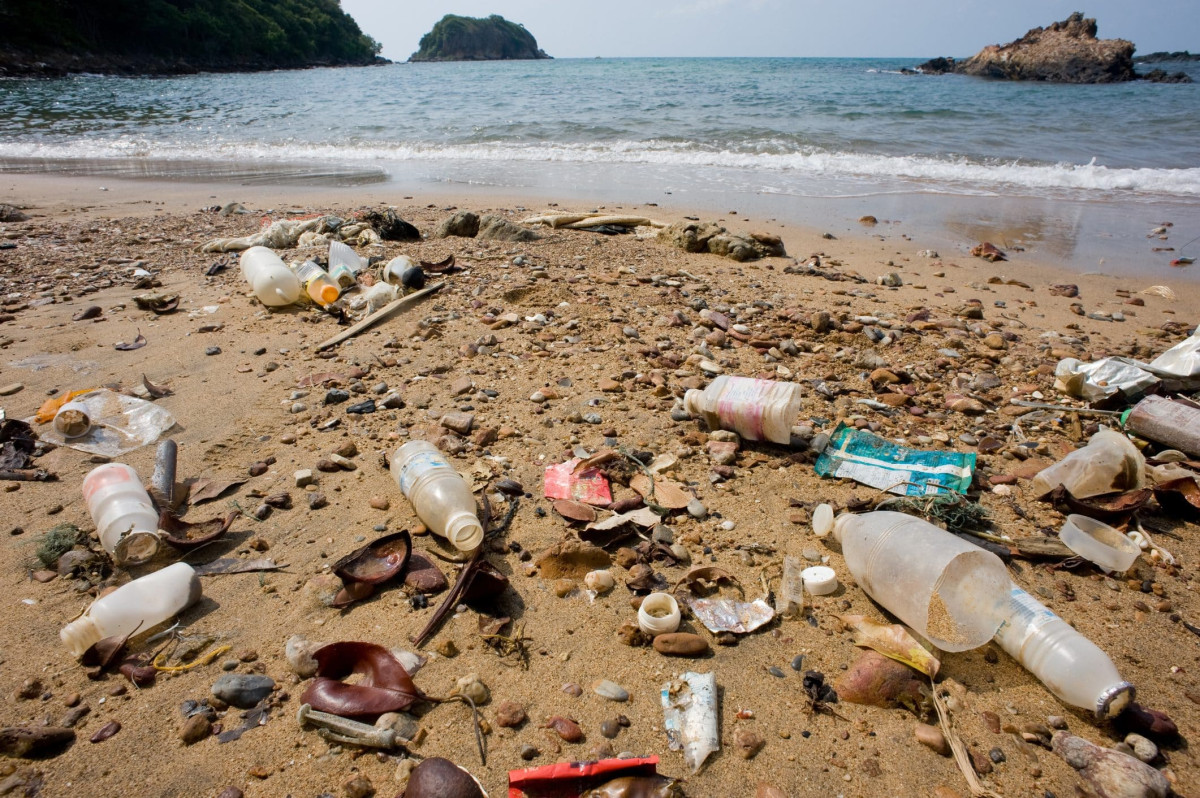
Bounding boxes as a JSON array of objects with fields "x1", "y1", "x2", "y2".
[
  {"x1": 60, "y1": 615, "x2": 101, "y2": 658},
  {"x1": 444, "y1": 511, "x2": 484, "y2": 552},
  {"x1": 682, "y1": 389, "x2": 702, "y2": 418}
]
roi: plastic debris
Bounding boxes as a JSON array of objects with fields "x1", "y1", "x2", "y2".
[
  {"x1": 508, "y1": 756, "x2": 670, "y2": 797},
  {"x1": 687, "y1": 597, "x2": 774, "y2": 635},
  {"x1": 32, "y1": 389, "x2": 176, "y2": 456},
  {"x1": 814, "y1": 422, "x2": 975, "y2": 496},
  {"x1": 661, "y1": 671, "x2": 719, "y2": 774},
  {"x1": 544, "y1": 458, "x2": 613, "y2": 506}
]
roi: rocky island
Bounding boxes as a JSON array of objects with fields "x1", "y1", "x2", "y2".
[
  {"x1": 409, "y1": 14, "x2": 551, "y2": 62},
  {"x1": 0, "y1": 0, "x2": 383, "y2": 77},
  {"x1": 917, "y1": 12, "x2": 1191, "y2": 84}
]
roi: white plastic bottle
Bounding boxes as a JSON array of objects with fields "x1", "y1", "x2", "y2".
[
  {"x1": 239, "y1": 246, "x2": 303, "y2": 307},
  {"x1": 60, "y1": 562, "x2": 202, "y2": 657},
  {"x1": 390, "y1": 441, "x2": 484, "y2": 552},
  {"x1": 993, "y1": 583, "x2": 1134, "y2": 718},
  {"x1": 683, "y1": 375, "x2": 802, "y2": 444},
  {"x1": 292, "y1": 260, "x2": 340, "y2": 306},
  {"x1": 814, "y1": 507, "x2": 1009, "y2": 651},
  {"x1": 81, "y1": 463, "x2": 161, "y2": 565}
]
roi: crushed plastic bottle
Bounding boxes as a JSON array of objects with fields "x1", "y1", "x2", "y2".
[
  {"x1": 682, "y1": 375, "x2": 802, "y2": 444},
  {"x1": 994, "y1": 583, "x2": 1134, "y2": 718},
  {"x1": 1030, "y1": 427, "x2": 1145, "y2": 499},
  {"x1": 81, "y1": 463, "x2": 161, "y2": 565},
  {"x1": 661, "y1": 671, "x2": 718, "y2": 773}
]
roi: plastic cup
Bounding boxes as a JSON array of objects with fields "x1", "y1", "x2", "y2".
[{"x1": 1060, "y1": 514, "x2": 1140, "y2": 573}]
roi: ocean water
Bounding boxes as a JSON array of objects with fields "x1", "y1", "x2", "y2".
[{"x1": 2, "y1": 57, "x2": 1199, "y2": 272}]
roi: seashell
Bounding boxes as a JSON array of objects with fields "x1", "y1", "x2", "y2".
[
  {"x1": 591, "y1": 679, "x2": 629, "y2": 702},
  {"x1": 584, "y1": 569, "x2": 615, "y2": 593},
  {"x1": 1053, "y1": 731, "x2": 1169, "y2": 798}
]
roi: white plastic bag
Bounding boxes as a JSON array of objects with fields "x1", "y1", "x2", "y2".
[
  {"x1": 661, "y1": 671, "x2": 719, "y2": 773},
  {"x1": 1149, "y1": 328, "x2": 1200, "y2": 378}
]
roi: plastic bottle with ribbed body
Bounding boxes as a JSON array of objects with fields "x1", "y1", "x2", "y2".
[
  {"x1": 993, "y1": 583, "x2": 1133, "y2": 718},
  {"x1": 682, "y1": 375, "x2": 802, "y2": 444},
  {"x1": 292, "y1": 260, "x2": 340, "y2": 306},
  {"x1": 239, "y1": 246, "x2": 302, "y2": 307},
  {"x1": 814, "y1": 508, "x2": 1009, "y2": 651},
  {"x1": 390, "y1": 441, "x2": 483, "y2": 552},
  {"x1": 60, "y1": 562, "x2": 202, "y2": 657},
  {"x1": 81, "y1": 463, "x2": 161, "y2": 565}
]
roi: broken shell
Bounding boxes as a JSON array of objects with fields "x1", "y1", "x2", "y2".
[
  {"x1": 332, "y1": 530, "x2": 411, "y2": 585},
  {"x1": 454, "y1": 673, "x2": 490, "y2": 705},
  {"x1": 833, "y1": 650, "x2": 926, "y2": 710},
  {"x1": 584, "y1": 569, "x2": 615, "y2": 594},
  {"x1": 300, "y1": 641, "x2": 423, "y2": 717},
  {"x1": 285, "y1": 634, "x2": 320, "y2": 678},
  {"x1": 403, "y1": 756, "x2": 487, "y2": 798}
]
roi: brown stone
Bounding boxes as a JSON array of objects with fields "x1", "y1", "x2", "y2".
[
  {"x1": 598, "y1": 377, "x2": 623, "y2": 393},
  {"x1": 495, "y1": 700, "x2": 526, "y2": 728},
  {"x1": 368, "y1": 495, "x2": 389, "y2": 511},
  {"x1": 734, "y1": 727, "x2": 765, "y2": 759},
  {"x1": 915, "y1": 722, "x2": 951, "y2": 756},
  {"x1": 440, "y1": 411, "x2": 474, "y2": 435},
  {"x1": 180, "y1": 714, "x2": 212, "y2": 745},
  {"x1": 653, "y1": 633, "x2": 711, "y2": 657}
]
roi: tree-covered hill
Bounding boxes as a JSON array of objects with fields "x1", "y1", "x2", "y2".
[
  {"x1": 0, "y1": 0, "x2": 384, "y2": 76},
  {"x1": 410, "y1": 14, "x2": 551, "y2": 62}
]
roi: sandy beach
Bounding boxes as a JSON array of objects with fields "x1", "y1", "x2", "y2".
[{"x1": 1, "y1": 170, "x2": 1198, "y2": 798}]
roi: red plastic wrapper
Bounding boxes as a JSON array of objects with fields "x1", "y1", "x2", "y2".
[
  {"x1": 508, "y1": 756, "x2": 660, "y2": 798},
  {"x1": 543, "y1": 459, "x2": 613, "y2": 506}
]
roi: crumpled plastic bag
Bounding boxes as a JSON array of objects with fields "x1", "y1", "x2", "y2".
[
  {"x1": 198, "y1": 217, "x2": 337, "y2": 253},
  {"x1": 1056, "y1": 326, "x2": 1200, "y2": 402},
  {"x1": 31, "y1": 389, "x2": 176, "y2": 456}
]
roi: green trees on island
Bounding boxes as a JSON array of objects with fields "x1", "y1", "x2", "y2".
[
  {"x1": 410, "y1": 14, "x2": 551, "y2": 62},
  {"x1": 0, "y1": 0, "x2": 382, "y2": 74}
]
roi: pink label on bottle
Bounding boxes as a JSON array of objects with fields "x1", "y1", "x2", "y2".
[
  {"x1": 81, "y1": 465, "x2": 136, "y2": 502},
  {"x1": 715, "y1": 377, "x2": 773, "y2": 440}
]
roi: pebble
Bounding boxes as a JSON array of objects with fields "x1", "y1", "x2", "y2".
[
  {"x1": 734, "y1": 728, "x2": 765, "y2": 759},
  {"x1": 324, "y1": 388, "x2": 350, "y2": 405},
  {"x1": 308, "y1": 492, "x2": 327, "y2": 510},
  {"x1": 211, "y1": 673, "x2": 274, "y2": 709},
  {"x1": 495, "y1": 701, "x2": 526, "y2": 728},
  {"x1": 1125, "y1": 733, "x2": 1158, "y2": 763},
  {"x1": 989, "y1": 747, "x2": 1006, "y2": 764},
  {"x1": 600, "y1": 719, "x2": 621, "y2": 738},
  {"x1": 0, "y1": 383, "x2": 23, "y2": 396},
  {"x1": 592, "y1": 680, "x2": 629, "y2": 702},
  {"x1": 368, "y1": 496, "x2": 389, "y2": 511},
  {"x1": 342, "y1": 774, "x2": 374, "y2": 798},
  {"x1": 562, "y1": 683, "x2": 583, "y2": 697},
  {"x1": 686, "y1": 498, "x2": 707, "y2": 519},
  {"x1": 179, "y1": 714, "x2": 212, "y2": 745},
  {"x1": 204, "y1": 346, "x2": 221, "y2": 356},
  {"x1": 289, "y1": 402, "x2": 307, "y2": 414},
  {"x1": 767, "y1": 667, "x2": 785, "y2": 679},
  {"x1": 915, "y1": 723, "x2": 950, "y2": 756},
  {"x1": 520, "y1": 744, "x2": 540, "y2": 761},
  {"x1": 790, "y1": 655, "x2": 805, "y2": 671},
  {"x1": 294, "y1": 469, "x2": 314, "y2": 487}
]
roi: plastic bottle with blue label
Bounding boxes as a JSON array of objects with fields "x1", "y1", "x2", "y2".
[
  {"x1": 993, "y1": 583, "x2": 1133, "y2": 718},
  {"x1": 390, "y1": 441, "x2": 483, "y2": 551}
]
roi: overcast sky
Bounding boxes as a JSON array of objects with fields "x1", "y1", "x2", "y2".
[{"x1": 341, "y1": 1, "x2": 1199, "y2": 60}]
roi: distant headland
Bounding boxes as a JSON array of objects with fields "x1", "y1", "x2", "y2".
[
  {"x1": 0, "y1": 0, "x2": 385, "y2": 77},
  {"x1": 409, "y1": 15, "x2": 551, "y2": 63},
  {"x1": 916, "y1": 12, "x2": 1192, "y2": 84}
]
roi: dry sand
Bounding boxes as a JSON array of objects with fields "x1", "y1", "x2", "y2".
[{"x1": 0, "y1": 172, "x2": 1198, "y2": 798}]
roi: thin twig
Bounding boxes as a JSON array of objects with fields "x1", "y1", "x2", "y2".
[{"x1": 928, "y1": 681, "x2": 1001, "y2": 798}]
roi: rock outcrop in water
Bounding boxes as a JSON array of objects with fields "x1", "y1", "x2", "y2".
[
  {"x1": 410, "y1": 15, "x2": 551, "y2": 62},
  {"x1": 917, "y1": 12, "x2": 1190, "y2": 84}
]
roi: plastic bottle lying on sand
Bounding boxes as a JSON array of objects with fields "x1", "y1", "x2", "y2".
[
  {"x1": 60, "y1": 562, "x2": 202, "y2": 657},
  {"x1": 1030, "y1": 427, "x2": 1145, "y2": 499},
  {"x1": 327, "y1": 240, "x2": 365, "y2": 289},
  {"x1": 390, "y1": 441, "x2": 484, "y2": 552},
  {"x1": 292, "y1": 260, "x2": 340, "y2": 306},
  {"x1": 813, "y1": 506, "x2": 1009, "y2": 651},
  {"x1": 994, "y1": 583, "x2": 1133, "y2": 718},
  {"x1": 239, "y1": 246, "x2": 302, "y2": 307},
  {"x1": 81, "y1": 463, "x2": 161, "y2": 565},
  {"x1": 682, "y1": 375, "x2": 802, "y2": 444}
]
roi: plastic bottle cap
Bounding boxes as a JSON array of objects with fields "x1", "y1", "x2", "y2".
[
  {"x1": 801, "y1": 565, "x2": 838, "y2": 595},
  {"x1": 682, "y1": 389, "x2": 701, "y2": 418},
  {"x1": 812, "y1": 503, "x2": 835, "y2": 537},
  {"x1": 317, "y1": 284, "x2": 339, "y2": 305},
  {"x1": 1059, "y1": 514, "x2": 1140, "y2": 573},
  {"x1": 637, "y1": 592, "x2": 681, "y2": 636}
]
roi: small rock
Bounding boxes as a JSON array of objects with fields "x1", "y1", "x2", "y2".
[
  {"x1": 653, "y1": 632, "x2": 710, "y2": 657},
  {"x1": 211, "y1": 673, "x2": 275, "y2": 709},
  {"x1": 686, "y1": 498, "x2": 708, "y2": 519},
  {"x1": 495, "y1": 701, "x2": 526, "y2": 728},
  {"x1": 180, "y1": 714, "x2": 212, "y2": 745},
  {"x1": 734, "y1": 728, "x2": 765, "y2": 759},
  {"x1": 342, "y1": 773, "x2": 375, "y2": 798},
  {"x1": 0, "y1": 383, "x2": 24, "y2": 396},
  {"x1": 294, "y1": 469, "x2": 314, "y2": 487},
  {"x1": 1053, "y1": 731, "x2": 1169, "y2": 798},
  {"x1": 308, "y1": 492, "x2": 327, "y2": 510},
  {"x1": 600, "y1": 719, "x2": 621, "y2": 738},
  {"x1": 325, "y1": 388, "x2": 350, "y2": 405},
  {"x1": 368, "y1": 496, "x2": 389, "y2": 511},
  {"x1": 592, "y1": 679, "x2": 629, "y2": 702},
  {"x1": 454, "y1": 673, "x2": 489, "y2": 705},
  {"x1": 205, "y1": 346, "x2": 221, "y2": 356},
  {"x1": 520, "y1": 744, "x2": 539, "y2": 761},
  {"x1": 440, "y1": 411, "x2": 474, "y2": 435},
  {"x1": 1125, "y1": 733, "x2": 1158, "y2": 764}
]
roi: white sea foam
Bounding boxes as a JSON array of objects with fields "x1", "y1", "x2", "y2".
[{"x1": 2, "y1": 139, "x2": 1198, "y2": 199}]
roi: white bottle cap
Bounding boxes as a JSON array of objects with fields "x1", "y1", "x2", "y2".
[
  {"x1": 637, "y1": 592, "x2": 681, "y2": 636},
  {"x1": 812, "y1": 503, "x2": 835, "y2": 537},
  {"x1": 801, "y1": 565, "x2": 838, "y2": 596}
]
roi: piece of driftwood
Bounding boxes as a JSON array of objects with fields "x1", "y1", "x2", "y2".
[{"x1": 316, "y1": 281, "x2": 445, "y2": 351}]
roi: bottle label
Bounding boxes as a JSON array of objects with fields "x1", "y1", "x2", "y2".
[
  {"x1": 397, "y1": 449, "x2": 449, "y2": 495},
  {"x1": 995, "y1": 586, "x2": 1059, "y2": 646},
  {"x1": 716, "y1": 377, "x2": 773, "y2": 440}
]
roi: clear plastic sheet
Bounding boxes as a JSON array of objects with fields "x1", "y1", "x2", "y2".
[{"x1": 32, "y1": 389, "x2": 176, "y2": 456}]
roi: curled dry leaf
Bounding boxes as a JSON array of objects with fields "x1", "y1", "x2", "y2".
[
  {"x1": 629, "y1": 474, "x2": 691, "y2": 510},
  {"x1": 187, "y1": 477, "x2": 246, "y2": 505},
  {"x1": 80, "y1": 627, "x2": 137, "y2": 669},
  {"x1": 333, "y1": 530, "x2": 411, "y2": 585},
  {"x1": 463, "y1": 559, "x2": 509, "y2": 602},
  {"x1": 674, "y1": 566, "x2": 742, "y2": 597},
  {"x1": 1153, "y1": 476, "x2": 1200, "y2": 517},
  {"x1": 114, "y1": 330, "x2": 147, "y2": 351},
  {"x1": 158, "y1": 509, "x2": 237, "y2": 549},
  {"x1": 833, "y1": 650, "x2": 927, "y2": 712},
  {"x1": 420, "y1": 255, "x2": 457, "y2": 273},
  {"x1": 299, "y1": 641, "x2": 424, "y2": 717},
  {"x1": 542, "y1": 716, "x2": 584, "y2": 742},
  {"x1": 192, "y1": 557, "x2": 282, "y2": 576},
  {"x1": 133, "y1": 294, "x2": 179, "y2": 314},
  {"x1": 624, "y1": 563, "x2": 664, "y2": 593},
  {"x1": 1051, "y1": 485, "x2": 1152, "y2": 524},
  {"x1": 838, "y1": 614, "x2": 940, "y2": 678},
  {"x1": 554, "y1": 499, "x2": 597, "y2": 524},
  {"x1": 142, "y1": 374, "x2": 171, "y2": 398}
]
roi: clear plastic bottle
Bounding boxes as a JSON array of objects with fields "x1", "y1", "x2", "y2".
[
  {"x1": 239, "y1": 246, "x2": 303, "y2": 307},
  {"x1": 390, "y1": 441, "x2": 484, "y2": 551},
  {"x1": 993, "y1": 583, "x2": 1134, "y2": 718},
  {"x1": 682, "y1": 375, "x2": 802, "y2": 444},
  {"x1": 292, "y1": 260, "x2": 341, "y2": 306},
  {"x1": 814, "y1": 508, "x2": 1009, "y2": 651},
  {"x1": 81, "y1": 463, "x2": 161, "y2": 565},
  {"x1": 327, "y1": 240, "x2": 365, "y2": 289},
  {"x1": 60, "y1": 562, "x2": 202, "y2": 657},
  {"x1": 1030, "y1": 427, "x2": 1145, "y2": 499}
]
